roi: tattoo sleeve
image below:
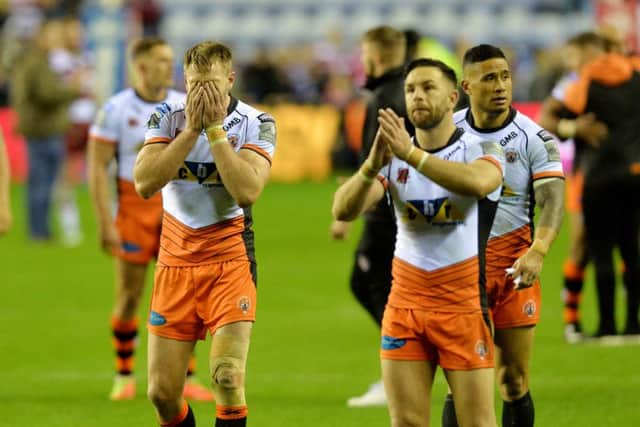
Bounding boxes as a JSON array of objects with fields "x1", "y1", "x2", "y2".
[{"x1": 533, "y1": 178, "x2": 565, "y2": 247}]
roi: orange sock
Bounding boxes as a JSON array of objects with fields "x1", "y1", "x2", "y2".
[
  {"x1": 111, "y1": 316, "x2": 138, "y2": 375},
  {"x1": 216, "y1": 405, "x2": 248, "y2": 426},
  {"x1": 160, "y1": 401, "x2": 194, "y2": 427}
]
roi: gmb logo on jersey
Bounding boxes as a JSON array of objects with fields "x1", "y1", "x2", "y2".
[
  {"x1": 176, "y1": 161, "x2": 221, "y2": 185},
  {"x1": 405, "y1": 197, "x2": 464, "y2": 225}
]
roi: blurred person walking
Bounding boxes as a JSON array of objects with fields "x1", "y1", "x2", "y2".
[
  {"x1": 329, "y1": 25, "x2": 413, "y2": 408},
  {"x1": 10, "y1": 19, "x2": 82, "y2": 241},
  {"x1": 538, "y1": 32, "x2": 609, "y2": 342},
  {"x1": 88, "y1": 37, "x2": 213, "y2": 401},
  {"x1": 558, "y1": 40, "x2": 640, "y2": 337}
]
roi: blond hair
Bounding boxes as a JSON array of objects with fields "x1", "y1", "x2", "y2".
[{"x1": 183, "y1": 41, "x2": 232, "y2": 73}]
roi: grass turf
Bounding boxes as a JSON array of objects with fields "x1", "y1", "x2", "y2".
[{"x1": 0, "y1": 181, "x2": 639, "y2": 426}]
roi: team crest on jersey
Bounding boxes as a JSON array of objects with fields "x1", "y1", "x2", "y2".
[
  {"x1": 397, "y1": 168, "x2": 409, "y2": 183},
  {"x1": 176, "y1": 161, "x2": 221, "y2": 185},
  {"x1": 475, "y1": 340, "x2": 488, "y2": 359},
  {"x1": 505, "y1": 149, "x2": 519, "y2": 163},
  {"x1": 228, "y1": 134, "x2": 239, "y2": 148},
  {"x1": 238, "y1": 296, "x2": 251, "y2": 314},
  {"x1": 406, "y1": 197, "x2": 464, "y2": 225},
  {"x1": 523, "y1": 299, "x2": 537, "y2": 317}
]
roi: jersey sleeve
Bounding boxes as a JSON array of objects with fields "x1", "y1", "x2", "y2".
[
  {"x1": 528, "y1": 128, "x2": 565, "y2": 181},
  {"x1": 468, "y1": 140, "x2": 505, "y2": 175},
  {"x1": 467, "y1": 140, "x2": 505, "y2": 202},
  {"x1": 240, "y1": 112, "x2": 276, "y2": 164},
  {"x1": 143, "y1": 104, "x2": 174, "y2": 146},
  {"x1": 89, "y1": 100, "x2": 120, "y2": 144}
]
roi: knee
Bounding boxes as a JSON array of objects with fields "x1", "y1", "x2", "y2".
[
  {"x1": 211, "y1": 356, "x2": 245, "y2": 391},
  {"x1": 497, "y1": 364, "x2": 528, "y2": 400},
  {"x1": 390, "y1": 414, "x2": 425, "y2": 427},
  {"x1": 147, "y1": 380, "x2": 181, "y2": 410}
]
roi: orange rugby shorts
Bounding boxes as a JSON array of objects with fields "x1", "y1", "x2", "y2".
[
  {"x1": 486, "y1": 266, "x2": 541, "y2": 329},
  {"x1": 380, "y1": 306, "x2": 494, "y2": 370},
  {"x1": 113, "y1": 180, "x2": 162, "y2": 264},
  {"x1": 147, "y1": 260, "x2": 257, "y2": 341}
]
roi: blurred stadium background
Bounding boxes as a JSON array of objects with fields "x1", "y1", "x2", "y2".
[{"x1": 1, "y1": 0, "x2": 640, "y2": 426}]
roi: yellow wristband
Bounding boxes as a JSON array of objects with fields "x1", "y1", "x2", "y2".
[
  {"x1": 358, "y1": 165, "x2": 377, "y2": 183},
  {"x1": 530, "y1": 239, "x2": 549, "y2": 256},
  {"x1": 404, "y1": 145, "x2": 416, "y2": 160},
  {"x1": 416, "y1": 151, "x2": 430, "y2": 171}
]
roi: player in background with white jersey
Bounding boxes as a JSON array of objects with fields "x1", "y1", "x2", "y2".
[
  {"x1": 333, "y1": 58, "x2": 504, "y2": 427},
  {"x1": 134, "y1": 41, "x2": 275, "y2": 427},
  {"x1": 87, "y1": 37, "x2": 213, "y2": 402},
  {"x1": 442, "y1": 45, "x2": 565, "y2": 427}
]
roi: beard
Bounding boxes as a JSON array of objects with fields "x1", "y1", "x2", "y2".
[{"x1": 410, "y1": 105, "x2": 448, "y2": 130}]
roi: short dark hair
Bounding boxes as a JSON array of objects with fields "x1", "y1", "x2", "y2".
[
  {"x1": 130, "y1": 37, "x2": 168, "y2": 60},
  {"x1": 567, "y1": 32, "x2": 606, "y2": 50},
  {"x1": 462, "y1": 44, "x2": 506, "y2": 67},
  {"x1": 404, "y1": 58, "x2": 457, "y2": 87},
  {"x1": 184, "y1": 41, "x2": 233, "y2": 72}
]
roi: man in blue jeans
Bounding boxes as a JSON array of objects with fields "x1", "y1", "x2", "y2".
[{"x1": 10, "y1": 19, "x2": 82, "y2": 240}]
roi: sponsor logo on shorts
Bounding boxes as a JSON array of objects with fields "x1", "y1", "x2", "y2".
[
  {"x1": 149, "y1": 311, "x2": 166, "y2": 326},
  {"x1": 523, "y1": 299, "x2": 536, "y2": 317},
  {"x1": 381, "y1": 335, "x2": 406, "y2": 350},
  {"x1": 238, "y1": 296, "x2": 251, "y2": 314},
  {"x1": 475, "y1": 340, "x2": 488, "y2": 359},
  {"x1": 121, "y1": 241, "x2": 141, "y2": 253}
]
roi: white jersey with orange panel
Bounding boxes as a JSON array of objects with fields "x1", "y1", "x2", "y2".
[
  {"x1": 454, "y1": 107, "x2": 564, "y2": 255},
  {"x1": 143, "y1": 97, "x2": 276, "y2": 267},
  {"x1": 89, "y1": 88, "x2": 185, "y2": 182},
  {"x1": 380, "y1": 128, "x2": 505, "y2": 313}
]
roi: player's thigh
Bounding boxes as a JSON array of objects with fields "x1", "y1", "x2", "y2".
[
  {"x1": 210, "y1": 321, "x2": 253, "y2": 380},
  {"x1": 494, "y1": 326, "x2": 535, "y2": 368},
  {"x1": 115, "y1": 258, "x2": 148, "y2": 294},
  {"x1": 147, "y1": 333, "x2": 196, "y2": 397},
  {"x1": 382, "y1": 358, "x2": 436, "y2": 427},
  {"x1": 445, "y1": 368, "x2": 497, "y2": 427}
]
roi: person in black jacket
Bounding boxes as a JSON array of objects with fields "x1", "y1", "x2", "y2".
[
  {"x1": 560, "y1": 45, "x2": 640, "y2": 337},
  {"x1": 330, "y1": 25, "x2": 414, "y2": 407}
]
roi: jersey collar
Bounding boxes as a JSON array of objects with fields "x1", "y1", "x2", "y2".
[
  {"x1": 465, "y1": 106, "x2": 516, "y2": 133},
  {"x1": 414, "y1": 127, "x2": 465, "y2": 154}
]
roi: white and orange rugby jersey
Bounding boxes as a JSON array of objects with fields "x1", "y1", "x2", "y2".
[
  {"x1": 144, "y1": 97, "x2": 276, "y2": 266},
  {"x1": 380, "y1": 128, "x2": 505, "y2": 312},
  {"x1": 90, "y1": 88, "x2": 185, "y2": 183},
  {"x1": 454, "y1": 107, "x2": 564, "y2": 265}
]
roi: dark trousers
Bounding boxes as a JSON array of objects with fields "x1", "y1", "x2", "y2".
[
  {"x1": 26, "y1": 136, "x2": 64, "y2": 240},
  {"x1": 583, "y1": 174, "x2": 640, "y2": 333},
  {"x1": 350, "y1": 218, "x2": 396, "y2": 326}
]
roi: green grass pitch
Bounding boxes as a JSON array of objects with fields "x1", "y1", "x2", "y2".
[{"x1": 1, "y1": 181, "x2": 639, "y2": 426}]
